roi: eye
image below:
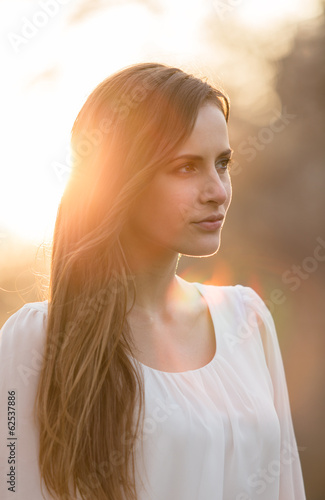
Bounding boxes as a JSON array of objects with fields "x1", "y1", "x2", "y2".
[
  {"x1": 175, "y1": 158, "x2": 233, "y2": 175},
  {"x1": 217, "y1": 158, "x2": 232, "y2": 172},
  {"x1": 178, "y1": 163, "x2": 196, "y2": 174}
]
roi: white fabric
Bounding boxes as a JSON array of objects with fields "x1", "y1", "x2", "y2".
[{"x1": 0, "y1": 283, "x2": 306, "y2": 500}]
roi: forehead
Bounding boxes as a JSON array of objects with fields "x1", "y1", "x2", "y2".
[{"x1": 176, "y1": 104, "x2": 229, "y2": 154}]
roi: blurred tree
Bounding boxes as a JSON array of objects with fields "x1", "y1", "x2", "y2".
[
  {"x1": 256, "y1": 6, "x2": 325, "y2": 261},
  {"x1": 237, "y1": 10, "x2": 325, "y2": 500}
]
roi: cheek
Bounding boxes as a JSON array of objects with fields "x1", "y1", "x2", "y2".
[
  {"x1": 133, "y1": 175, "x2": 202, "y2": 232},
  {"x1": 143, "y1": 193, "x2": 191, "y2": 241},
  {"x1": 144, "y1": 183, "x2": 190, "y2": 218},
  {"x1": 132, "y1": 189, "x2": 176, "y2": 229}
]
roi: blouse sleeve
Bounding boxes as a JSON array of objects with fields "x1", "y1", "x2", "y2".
[
  {"x1": 0, "y1": 304, "x2": 47, "y2": 387},
  {"x1": 240, "y1": 285, "x2": 306, "y2": 500},
  {"x1": 0, "y1": 304, "x2": 47, "y2": 499}
]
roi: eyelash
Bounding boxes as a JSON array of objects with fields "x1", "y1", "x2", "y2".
[{"x1": 178, "y1": 158, "x2": 233, "y2": 174}]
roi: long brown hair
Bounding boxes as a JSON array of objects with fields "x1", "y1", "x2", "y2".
[{"x1": 35, "y1": 62, "x2": 229, "y2": 500}]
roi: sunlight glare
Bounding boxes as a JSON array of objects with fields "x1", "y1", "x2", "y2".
[
  {"x1": 1, "y1": 2, "x2": 153, "y2": 244},
  {"x1": 236, "y1": 0, "x2": 322, "y2": 28}
]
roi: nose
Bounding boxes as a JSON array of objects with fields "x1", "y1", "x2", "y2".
[{"x1": 199, "y1": 169, "x2": 229, "y2": 205}]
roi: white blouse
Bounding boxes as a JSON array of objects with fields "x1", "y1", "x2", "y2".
[{"x1": 0, "y1": 283, "x2": 306, "y2": 500}]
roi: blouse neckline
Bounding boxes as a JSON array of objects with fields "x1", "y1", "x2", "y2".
[{"x1": 133, "y1": 282, "x2": 221, "y2": 375}]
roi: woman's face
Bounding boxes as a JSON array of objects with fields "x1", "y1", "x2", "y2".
[{"x1": 124, "y1": 103, "x2": 233, "y2": 259}]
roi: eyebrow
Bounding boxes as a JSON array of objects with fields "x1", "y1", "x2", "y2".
[{"x1": 171, "y1": 148, "x2": 233, "y2": 162}]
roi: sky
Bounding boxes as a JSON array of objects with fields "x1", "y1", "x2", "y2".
[{"x1": 0, "y1": 0, "x2": 322, "y2": 245}]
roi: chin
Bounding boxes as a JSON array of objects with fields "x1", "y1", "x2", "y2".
[{"x1": 179, "y1": 243, "x2": 221, "y2": 258}]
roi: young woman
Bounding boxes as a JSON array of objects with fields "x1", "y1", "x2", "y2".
[{"x1": 0, "y1": 62, "x2": 306, "y2": 500}]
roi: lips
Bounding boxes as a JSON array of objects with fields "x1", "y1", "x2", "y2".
[
  {"x1": 192, "y1": 214, "x2": 225, "y2": 232},
  {"x1": 196, "y1": 214, "x2": 224, "y2": 223}
]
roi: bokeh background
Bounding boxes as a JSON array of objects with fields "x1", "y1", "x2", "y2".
[{"x1": 1, "y1": 0, "x2": 324, "y2": 497}]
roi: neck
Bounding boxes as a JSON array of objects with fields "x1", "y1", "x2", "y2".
[
  {"x1": 131, "y1": 258, "x2": 180, "y2": 311},
  {"x1": 121, "y1": 239, "x2": 183, "y2": 314}
]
